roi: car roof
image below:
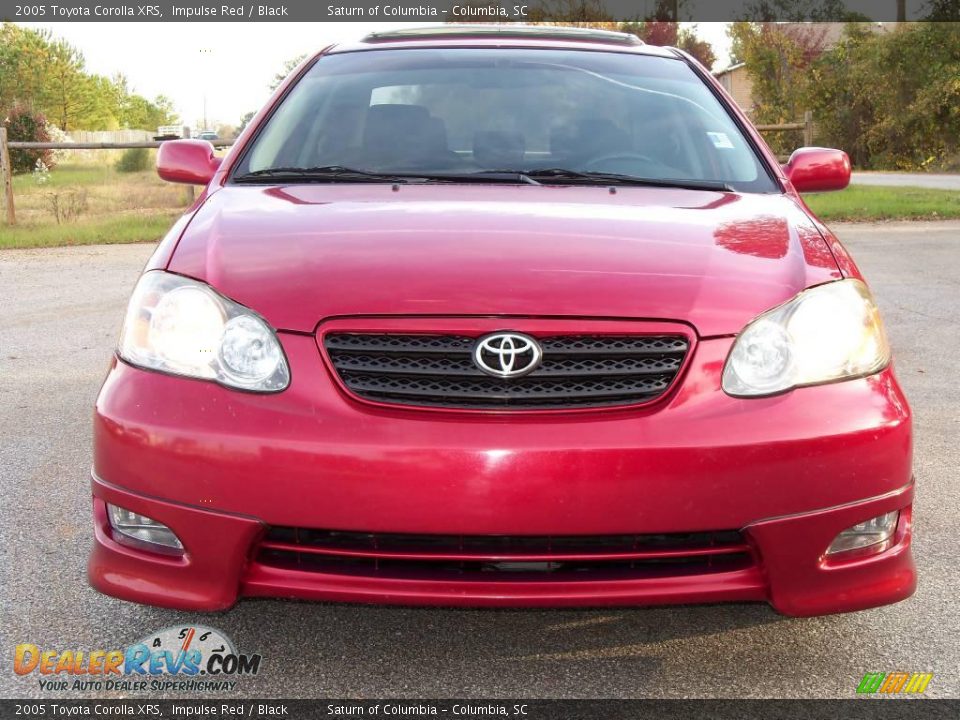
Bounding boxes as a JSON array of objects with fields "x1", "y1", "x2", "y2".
[
  {"x1": 365, "y1": 24, "x2": 643, "y2": 45},
  {"x1": 326, "y1": 24, "x2": 680, "y2": 59}
]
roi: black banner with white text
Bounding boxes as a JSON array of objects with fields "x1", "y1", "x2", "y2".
[{"x1": 0, "y1": 0, "x2": 958, "y2": 23}]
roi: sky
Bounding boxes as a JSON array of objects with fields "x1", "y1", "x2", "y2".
[{"x1": 21, "y1": 22, "x2": 733, "y2": 131}]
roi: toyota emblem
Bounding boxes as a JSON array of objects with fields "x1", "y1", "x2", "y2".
[{"x1": 473, "y1": 332, "x2": 542, "y2": 378}]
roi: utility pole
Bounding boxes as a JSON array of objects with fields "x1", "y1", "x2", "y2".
[{"x1": 200, "y1": 47, "x2": 213, "y2": 131}]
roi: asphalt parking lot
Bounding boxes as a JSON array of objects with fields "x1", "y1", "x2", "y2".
[{"x1": 1, "y1": 221, "x2": 957, "y2": 699}]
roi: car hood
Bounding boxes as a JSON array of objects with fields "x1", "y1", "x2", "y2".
[{"x1": 168, "y1": 184, "x2": 841, "y2": 336}]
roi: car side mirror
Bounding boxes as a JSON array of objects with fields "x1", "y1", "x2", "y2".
[
  {"x1": 157, "y1": 140, "x2": 222, "y2": 185},
  {"x1": 784, "y1": 147, "x2": 851, "y2": 193}
]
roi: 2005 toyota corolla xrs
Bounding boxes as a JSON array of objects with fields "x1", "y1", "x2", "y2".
[{"x1": 89, "y1": 25, "x2": 915, "y2": 616}]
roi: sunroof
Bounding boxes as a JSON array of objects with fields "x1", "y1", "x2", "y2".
[{"x1": 363, "y1": 24, "x2": 644, "y2": 46}]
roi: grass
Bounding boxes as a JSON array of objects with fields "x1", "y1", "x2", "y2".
[
  {"x1": 11, "y1": 163, "x2": 113, "y2": 190},
  {"x1": 2, "y1": 158, "x2": 958, "y2": 248},
  {"x1": 1, "y1": 152, "x2": 191, "y2": 249},
  {"x1": 0, "y1": 213, "x2": 181, "y2": 249},
  {"x1": 803, "y1": 185, "x2": 960, "y2": 221}
]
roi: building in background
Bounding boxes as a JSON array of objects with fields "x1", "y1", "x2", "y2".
[
  {"x1": 714, "y1": 63, "x2": 754, "y2": 117},
  {"x1": 714, "y1": 22, "x2": 897, "y2": 119}
]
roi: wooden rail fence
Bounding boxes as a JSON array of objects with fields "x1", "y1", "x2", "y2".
[
  {"x1": 756, "y1": 111, "x2": 816, "y2": 146},
  {"x1": 758, "y1": 111, "x2": 815, "y2": 163},
  {"x1": 0, "y1": 129, "x2": 16, "y2": 225},
  {"x1": 0, "y1": 114, "x2": 814, "y2": 227},
  {"x1": 0, "y1": 135, "x2": 234, "y2": 226}
]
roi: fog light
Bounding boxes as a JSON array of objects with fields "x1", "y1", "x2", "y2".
[
  {"x1": 107, "y1": 504, "x2": 183, "y2": 554},
  {"x1": 826, "y1": 511, "x2": 899, "y2": 556}
]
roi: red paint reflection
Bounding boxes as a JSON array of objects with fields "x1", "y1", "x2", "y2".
[
  {"x1": 714, "y1": 216, "x2": 789, "y2": 259},
  {"x1": 797, "y1": 224, "x2": 838, "y2": 269}
]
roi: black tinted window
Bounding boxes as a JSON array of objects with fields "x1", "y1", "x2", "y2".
[{"x1": 238, "y1": 48, "x2": 776, "y2": 192}]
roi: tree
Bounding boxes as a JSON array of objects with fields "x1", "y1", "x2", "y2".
[
  {"x1": 123, "y1": 95, "x2": 157, "y2": 129},
  {"x1": 523, "y1": 0, "x2": 615, "y2": 24},
  {"x1": 620, "y1": 22, "x2": 717, "y2": 69},
  {"x1": 4, "y1": 105, "x2": 55, "y2": 174},
  {"x1": 628, "y1": 20, "x2": 678, "y2": 46},
  {"x1": 739, "y1": 0, "x2": 868, "y2": 21},
  {"x1": 44, "y1": 40, "x2": 99, "y2": 130},
  {"x1": 481, "y1": 8, "x2": 716, "y2": 69},
  {"x1": 238, "y1": 111, "x2": 256, "y2": 133},
  {"x1": 728, "y1": 22, "x2": 830, "y2": 119},
  {"x1": 115, "y1": 92, "x2": 176, "y2": 130},
  {"x1": 216, "y1": 123, "x2": 238, "y2": 141},
  {"x1": 270, "y1": 54, "x2": 307, "y2": 91},
  {"x1": 81, "y1": 75, "x2": 121, "y2": 129},
  {"x1": 0, "y1": 23, "x2": 52, "y2": 113},
  {"x1": 677, "y1": 28, "x2": 717, "y2": 69},
  {"x1": 1, "y1": 24, "x2": 174, "y2": 131},
  {"x1": 152, "y1": 96, "x2": 177, "y2": 125},
  {"x1": 924, "y1": 0, "x2": 960, "y2": 20},
  {"x1": 806, "y1": 22, "x2": 960, "y2": 168},
  {"x1": 732, "y1": 20, "x2": 960, "y2": 168}
]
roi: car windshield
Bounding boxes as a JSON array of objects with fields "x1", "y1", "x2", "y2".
[{"x1": 234, "y1": 48, "x2": 777, "y2": 193}]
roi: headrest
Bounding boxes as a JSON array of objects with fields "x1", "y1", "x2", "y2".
[
  {"x1": 363, "y1": 104, "x2": 432, "y2": 149},
  {"x1": 473, "y1": 131, "x2": 526, "y2": 168}
]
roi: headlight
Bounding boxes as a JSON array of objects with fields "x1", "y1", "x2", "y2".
[
  {"x1": 119, "y1": 271, "x2": 290, "y2": 392},
  {"x1": 107, "y1": 504, "x2": 184, "y2": 554},
  {"x1": 826, "y1": 511, "x2": 899, "y2": 556},
  {"x1": 722, "y1": 279, "x2": 890, "y2": 397}
]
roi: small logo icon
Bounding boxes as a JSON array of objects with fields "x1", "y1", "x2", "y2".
[
  {"x1": 473, "y1": 332, "x2": 542, "y2": 378},
  {"x1": 856, "y1": 672, "x2": 933, "y2": 694}
]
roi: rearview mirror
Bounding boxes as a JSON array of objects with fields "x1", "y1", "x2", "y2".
[
  {"x1": 784, "y1": 147, "x2": 851, "y2": 193},
  {"x1": 157, "y1": 140, "x2": 222, "y2": 185}
]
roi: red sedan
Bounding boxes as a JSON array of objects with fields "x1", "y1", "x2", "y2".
[{"x1": 89, "y1": 26, "x2": 914, "y2": 616}]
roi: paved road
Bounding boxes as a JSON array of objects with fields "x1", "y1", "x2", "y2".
[
  {"x1": 851, "y1": 172, "x2": 960, "y2": 190},
  {"x1": 1, "y1": 224, "x2": 958, "y2": 700}
]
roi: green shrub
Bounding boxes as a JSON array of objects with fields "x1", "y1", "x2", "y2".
[
  {"x1": 733, "y1": 22, "x2": 960, "y2": 170},
  {"x1": 46, "y1": 189, "x2": 89, "y2": 224},
  {"x1": 807, "y1": 23, "x2": 960, "y2": 170},
  {"x1": 4, "y1": 105, "x2": 55, "y2": 174},
  {"x1": 115, "y1": 147, "x2": 150, "y2": 173}
]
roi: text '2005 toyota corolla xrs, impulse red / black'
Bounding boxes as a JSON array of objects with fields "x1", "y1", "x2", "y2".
[{"x1": 89, "y1": 25, "x2": 915, "y2": 617}]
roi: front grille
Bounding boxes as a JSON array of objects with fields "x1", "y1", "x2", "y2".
[
  {"x1": 323, "y1": 333, "x2": 689, "y2": 409},
  {"x1": 256, "y1": 528, "x2": 753, "y2": 581}
]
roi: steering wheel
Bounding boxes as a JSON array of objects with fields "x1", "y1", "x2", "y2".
[{"x1": 581, "y1": 152, "x2": 660, "y2": 172}]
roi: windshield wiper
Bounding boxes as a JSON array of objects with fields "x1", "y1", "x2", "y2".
[
  {"x1": 391, "y1": 171, "x2": 542, "y2": 186},
  {"x1": 519, "y1": 168, "x2": 734, "y2": 192},
  {"x1": 233, "y1": 166, "x2": 543, "y2": 186},
  {"x1": 234, "y1": 166, "x2": 727, "y2": 190},
  {"x1": 233, "y1": 166, "x2": 415, "y2": 184}
]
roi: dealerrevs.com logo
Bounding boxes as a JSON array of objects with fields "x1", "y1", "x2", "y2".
[{"x1": 14, "y1": 626, "x2": 261, "y2": 693}]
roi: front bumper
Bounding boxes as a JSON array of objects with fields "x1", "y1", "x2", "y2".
[{"x1": 89, "y1": 333, "x2": 916, "y2": 616}]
